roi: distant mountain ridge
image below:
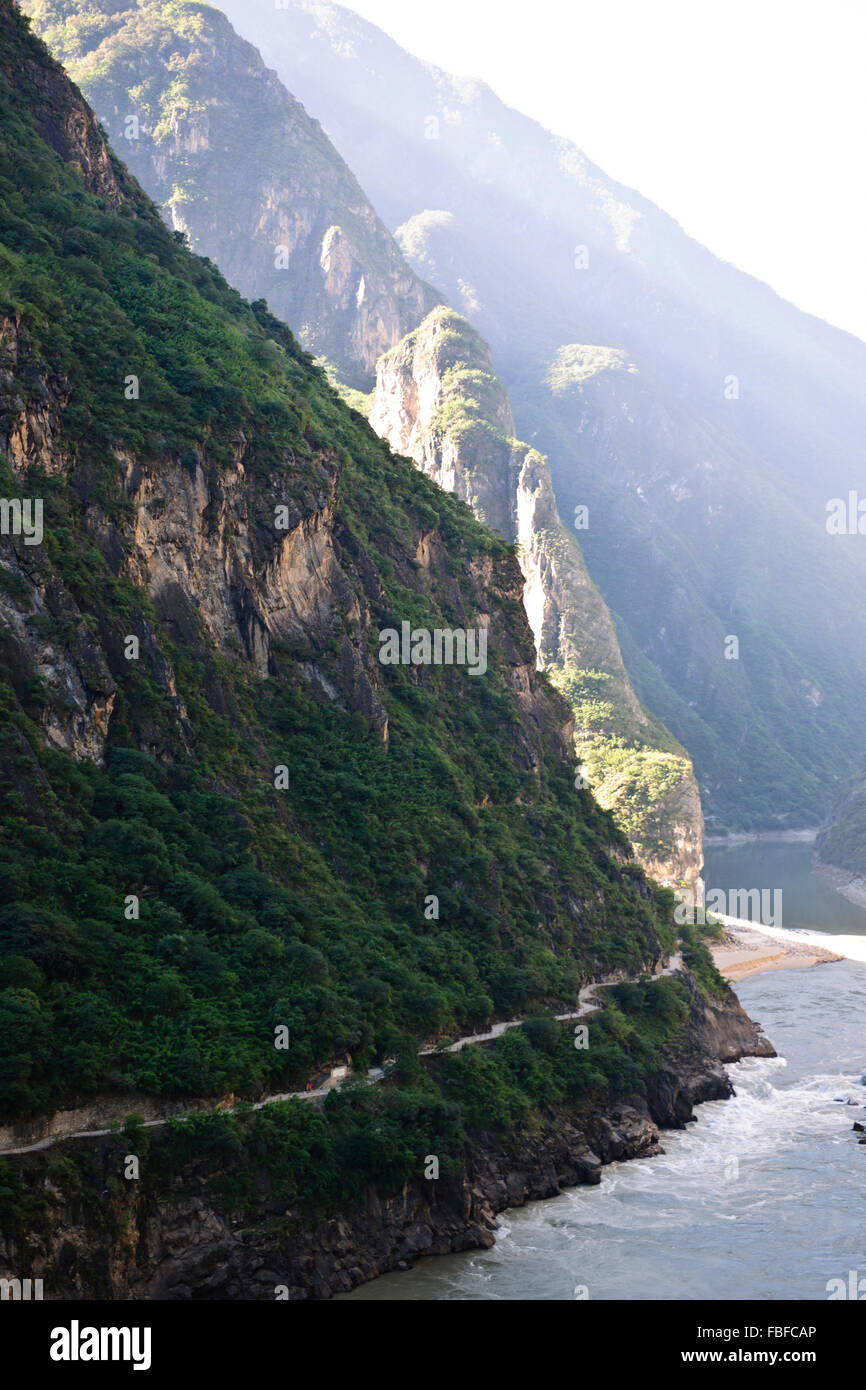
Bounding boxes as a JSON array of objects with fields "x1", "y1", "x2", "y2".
[
  {"x1": 24, "y1": 0, "x2": 442, "y2": 388},
  {"x1": 23, "y1": 0, "x2": 703, "y2": 880},
  {"x1": 218, "y1": 0, "x2": 866, "y2": 833}
]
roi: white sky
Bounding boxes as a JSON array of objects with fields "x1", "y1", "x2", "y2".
[{"x1": 344, "y1": 0, "x2": 866, "y2": 342}]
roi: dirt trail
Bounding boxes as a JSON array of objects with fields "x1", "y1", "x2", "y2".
[{"x1": 0, "y1": 953, "x2": 683, "y2": 1156}]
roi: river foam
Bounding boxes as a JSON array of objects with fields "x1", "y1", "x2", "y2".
[
  {"x1": 343, "y1": 841, "x2": 866, "y2": 1301},
  {"x1": 344, "y1": 958, "x2": 866, "y2": 1301}
]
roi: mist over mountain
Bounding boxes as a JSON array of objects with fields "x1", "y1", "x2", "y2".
[
  {"x1": 218, "y1": 0, "x2": 866, "y2": 833},
  {"x1": 25, "y1": 0, "x2": 442, "y2": 389},
  {"x1": 23, "y1": 0, "x2": 704, "y2": 882}
]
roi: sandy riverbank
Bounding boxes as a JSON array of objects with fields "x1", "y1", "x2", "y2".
[{"x1": 710, "y1": 916, "x2": 844, "y2": 981}]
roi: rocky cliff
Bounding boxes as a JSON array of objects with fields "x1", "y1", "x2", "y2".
[
  {"x1": 224, "y1": 0, "x2": 866, "y2": 836},
  {"x1": 23, "y1": 2, "x2": 705, "y2": 888},
  {"x1": 24, "y1": 0, "x2": 442, "y2": 388},
  {"x1": 0, "y1": 972, "x2": 772, "y2": 1299},
  {"x1": 0, "y1": 0, "x2": 696, "y2": 1170},
  {"x1": 370, "y1": 308, "x2": 703, "y2": 889}
]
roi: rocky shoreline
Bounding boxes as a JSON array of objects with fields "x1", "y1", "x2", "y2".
[
  {"x1": 0, "y1": 974, "x2": 774, "y2": 1300},
  {"x1": 814, "y1": 858, "x2": 866, "y2": 911}
]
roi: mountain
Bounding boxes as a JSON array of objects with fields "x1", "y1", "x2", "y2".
[
  {"x1": 0, "y1": 0, "x2": 658, "y2": 1113},
  {"x1": 0, "y1": 0, "x2": 768, "y2": 1297},
  {"x1": 23, "y1": 0, "x2": 704, "y2": 885},
  {"x1": 23, "y1": 0, "x2": 441, "y2": 388},
  {"x1": 816, "y1": 777, "x2": 866, "y2": 890},
  {"x1": 369, "y1": 306, "x2": 702, "y2": 887},
  {"x1": 219, "y1": 0, "x2": 866, "y2": 834}
]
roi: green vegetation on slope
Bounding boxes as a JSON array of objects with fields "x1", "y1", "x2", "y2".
[
  {"x1": 0, "y1": 0, "x2": 697, "y2": 1159},
  {"x1": 0, "y1": 972, "x2": 695, "y2": 1242},
  {"x1": 24, "y1": 0, "x2": 441, "y2": 388},
  {"x1": 816, "y1": 775, "x2": 866, "y2": 878},
  {"x1": 551, "y1": 665, "x2": 698, "y2": 872}
]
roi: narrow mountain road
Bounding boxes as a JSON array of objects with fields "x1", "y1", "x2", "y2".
[
  {"x1": 418, "y1": 952, "x2": 682, "y2": 1055},
  {"x1": 0, "y1": 953, "x2": 682, "y2": 1156}
]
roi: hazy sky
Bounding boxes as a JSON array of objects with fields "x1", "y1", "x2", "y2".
[{"x1": 343, "y1": 0, "x2": 866, "y2": 342}]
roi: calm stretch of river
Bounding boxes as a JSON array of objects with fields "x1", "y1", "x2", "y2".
[{"x1": 344, "y1": 839, "x2": 866, "y2": 1300}]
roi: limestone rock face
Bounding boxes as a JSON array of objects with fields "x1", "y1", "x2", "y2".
[
  {"x1": 0, "y1": 330, "x2": 386, "y2": 757},
  {"x1": 370, "y1": 308, "x2": 703, "y2": 888},
  {"x1": 1, "y1": 308, "x2": 585, "y2": 779}
]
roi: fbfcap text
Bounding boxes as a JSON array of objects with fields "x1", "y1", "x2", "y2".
[{"x1": 49, "y1": 1320, "x2": 152, "y2": 1371}]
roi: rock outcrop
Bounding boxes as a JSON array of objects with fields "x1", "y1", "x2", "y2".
[
  {"x1": 370, "y1": 308, "x2": 703, "y2": 888},
  {"x1": 0, "y1": 973, "x2": 773, "y2": 1299}
]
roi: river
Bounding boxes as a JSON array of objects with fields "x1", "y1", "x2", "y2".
[{"x1": 343, "y1": 838, "x2": 866, "y2": 1300}]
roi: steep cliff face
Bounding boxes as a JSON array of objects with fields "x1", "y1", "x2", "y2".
[
  {"x1": 0, "y1": 303, "x2": 391, "y2": 761},
  {"x1": 222, "y1": 0, "x2": 866, "y2": 837},
  {"x1": 370, "y1": 308, "x2": 703, "y2": 889},
  {"x1": 23, "y1": 1, "x2": 703, "y2": 888},
  {"x1": 0, "y1": 0, "x2": 685, "y2": 1150},
  {"x1": 24, "y1": 0, "x2": 441, "y2": 388}
]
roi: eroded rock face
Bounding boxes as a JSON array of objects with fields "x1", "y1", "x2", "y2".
[
  {"x1": 0, "y1": 316, "x2": 115, "y2": 760},
  {"x1": 8, "y1": 21, "x2": 125, "y2": 210},
  {"x1": 370, "y1": 307, "x2": 704, "y2": 889},
  {"x1": 1, "y1": 298, "x2": 585, "y2": 773},
  {"x1": 0, "y1": 555, "x2": 116, "y2": 762},
  {"x1": 0, "y1": 315, "x2": 72, "y2": 477},
  {"x1": 0, "y1": 359, "x2": 388, "y2": 757}
]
